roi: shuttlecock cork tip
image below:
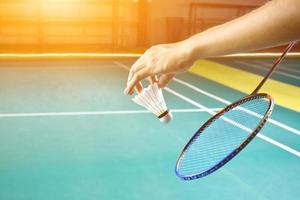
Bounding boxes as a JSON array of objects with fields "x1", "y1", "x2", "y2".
[{"x1": 158, "y1": 110, "x2": 173, "y2": 123}]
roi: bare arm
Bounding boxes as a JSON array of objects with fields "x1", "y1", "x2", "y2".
[
  {"x1": 124, "y1": 0, "x2": 300, "y2": 95},
  {"x1": 187, "y1": 0, "x2": 300, "y2": 59}
]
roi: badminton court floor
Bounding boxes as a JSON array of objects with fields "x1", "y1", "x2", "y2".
[{"x1": 0, "y1": 57, "x2": 299, "y2": 200}]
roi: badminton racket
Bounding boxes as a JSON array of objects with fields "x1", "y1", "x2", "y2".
[{"x1": 175, "y1": 41, "x2": 297, "y2": 180}]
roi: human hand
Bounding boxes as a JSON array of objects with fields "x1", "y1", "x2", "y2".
[{"x1": 124, "y1": 41, "x2": 194, "y2": 95}]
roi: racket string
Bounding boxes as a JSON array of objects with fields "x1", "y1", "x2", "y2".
[{"x1": 178, "y1": 96, "x2": 271, "y2": 176}]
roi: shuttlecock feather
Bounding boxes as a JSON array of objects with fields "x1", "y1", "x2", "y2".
[{"x1": 132, "y1": 83, "x2": 172, "y2": 123}]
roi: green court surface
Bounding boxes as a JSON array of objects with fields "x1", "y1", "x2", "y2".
[{"x1": 0, "y1": 58, "x2": 299, "y2": 200}]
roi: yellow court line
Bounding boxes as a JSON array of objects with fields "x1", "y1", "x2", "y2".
[{"x1": 189, "y1": 59, "x2": 300, "y2": 112}]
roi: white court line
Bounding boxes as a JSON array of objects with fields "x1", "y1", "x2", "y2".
[
  {"x1": 0, "y1": 108, "x2": 221, "y2": 118},
  {"x1": 253, "y1": 60, "x2": 300, "y2": 74},
  {"x1": 173, "y1": 78, "x2": 300, "y2": 136},
  {"x1": 234, "y1": 60, "x2": 300, "y2": 80},
  {"x1": 115, "y1": 61, "x2": 300, "y2": 157},
  {"x1": 115, "y1": 61, "x2": 131, "y2": 70}
]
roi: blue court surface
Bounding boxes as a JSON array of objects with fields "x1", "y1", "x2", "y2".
[{"x1": 0, "y1": 57, "x2": 299, "y2": 200}]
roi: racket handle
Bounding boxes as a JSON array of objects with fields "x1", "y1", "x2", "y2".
[{"x1": 251, "y1": 41, "x2": 297, "y2": 95}]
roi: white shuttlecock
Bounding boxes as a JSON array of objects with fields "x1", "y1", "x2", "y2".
[{"x1": 132, "y1": 83, "x2": 172, "y2": 123}]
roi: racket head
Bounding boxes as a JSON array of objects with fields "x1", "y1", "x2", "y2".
[{"x1": 175, "y1": 93, "x2": 274, "y2": 180}]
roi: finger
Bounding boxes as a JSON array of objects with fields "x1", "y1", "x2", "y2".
[
  {"x1": 127, "y1": 57, "x2": 146, "y2": 85},
  {"x1": 158, "y1": 74, "x2": 175, "y2": 88},
  {"x1": 125, "y1": 68, "x2": 151, "y2": 95},
  {"x1": 135, "y1": 81, "x2": 143, "y2": 93},
  {"x1": 148, "y1": 75, "x2": 158, "y2": 84},
  {"x1": 127, "y1": 63, "x2": 138, "y2": 85}
]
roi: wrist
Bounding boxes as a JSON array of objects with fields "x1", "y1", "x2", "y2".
[{"x1": 181, "y1": 36, "x2": 201, "y2": 64}]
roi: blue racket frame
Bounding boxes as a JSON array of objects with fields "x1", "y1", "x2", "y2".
[{"x1": 175, "y1": 93, "x2": 274, "y2": 180}]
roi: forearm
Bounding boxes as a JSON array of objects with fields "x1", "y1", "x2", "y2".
[
  {"x1": 124, "y1": 0, "x2": 300, "y2": 94},
  {"x1": 185, "y1": 0, "x2": 300, "y2": 59}
]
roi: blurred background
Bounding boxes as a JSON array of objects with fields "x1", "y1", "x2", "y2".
[
  {"x1": 0, "y1": 2, "x2": 299, "y2": 200},
  {"x1": 0, "y1": 0, "x2": 291, "y2": 53}
]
